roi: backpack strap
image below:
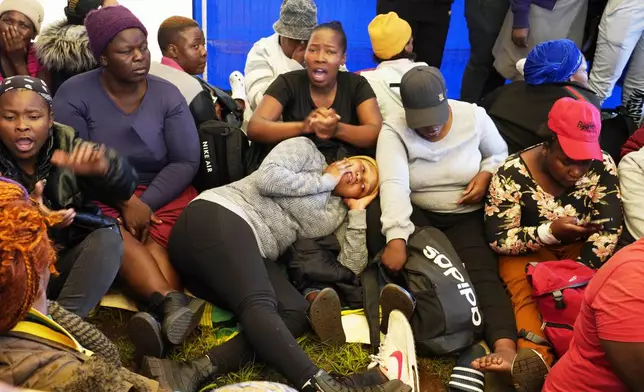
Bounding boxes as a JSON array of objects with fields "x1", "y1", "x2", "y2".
[
  {"x1": 564, "y1": 85, "x2": 588, "y2": 102},
  {"x1": 518, "y1": 328, "x2": 552, "y2": 347},
  {"x1": 552, "y1": 290, "x2": 566, "y2": 309},
  {"x1": 361, "y1": 261, "x2": 381, "y2": 353}
]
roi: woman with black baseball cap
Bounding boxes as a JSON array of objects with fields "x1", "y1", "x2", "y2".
[{"x1": 368, "y1": 65, "x2": 517, "y2": 392}]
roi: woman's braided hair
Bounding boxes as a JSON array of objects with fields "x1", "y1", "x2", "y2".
[{"x1": 0, "y1": 178, "x2": 62, "y2": 333}]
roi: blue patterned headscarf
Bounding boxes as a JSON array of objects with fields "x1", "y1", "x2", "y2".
[{"x1": 523, "y1": 39, "x2": 584, "y2": 85}]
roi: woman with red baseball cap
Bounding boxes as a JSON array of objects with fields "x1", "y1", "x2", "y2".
[{"x1": 474, "y1": 97, "x2": 623, "y2": 390}]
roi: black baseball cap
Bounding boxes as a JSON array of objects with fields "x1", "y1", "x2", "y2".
[{"x1": 400, "y1": 66, "x2": 449, "y2": 129}]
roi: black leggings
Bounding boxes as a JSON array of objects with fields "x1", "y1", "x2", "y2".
[
  {"x1": 367, "y1": 201, "x2": 518, "y2": 346},
  {"x1": 168, "y1": 200, "x2": 317, "y2": 387}
]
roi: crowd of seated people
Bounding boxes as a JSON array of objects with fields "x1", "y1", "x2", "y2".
[{"x1": 2, "y1": 0, "x2": 644, "y2": 392}]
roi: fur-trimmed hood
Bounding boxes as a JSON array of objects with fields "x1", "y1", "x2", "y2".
[{"x1": 35, "y1": 19, "x2": 97, "y2": 72}]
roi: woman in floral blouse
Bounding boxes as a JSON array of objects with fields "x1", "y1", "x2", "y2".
[{"x1": 475, "y1": 98, "x2": 623, "y2": 377}]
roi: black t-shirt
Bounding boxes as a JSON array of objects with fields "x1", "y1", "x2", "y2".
[{"x1": 263, "y1": 69, "x2": 376, "y2": 163}]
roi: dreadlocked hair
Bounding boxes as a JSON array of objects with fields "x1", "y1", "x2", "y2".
[{"x1": 0, "y1": 178, "x2": 62, "y2": 333}]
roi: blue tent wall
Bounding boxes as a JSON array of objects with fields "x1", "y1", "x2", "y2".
[
  {"x1": 194, "y1": 0, "x2": 469, "y2": 98},
  {"x1": 194, "y1": 0, "x2": 621, "y2": 107}
]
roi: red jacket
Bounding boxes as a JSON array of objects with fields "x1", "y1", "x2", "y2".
[{"x1": 621, "y1": 124, "x2": 644, "y2": 158}]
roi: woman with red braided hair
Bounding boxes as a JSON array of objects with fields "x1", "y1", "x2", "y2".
[{"x1": 0, "y1": 177, "x2": 167, "y2": 392}]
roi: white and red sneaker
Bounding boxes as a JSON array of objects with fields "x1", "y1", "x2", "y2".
[{"x1": 368, "y1": 310, "x2": 419, "y2": 392}]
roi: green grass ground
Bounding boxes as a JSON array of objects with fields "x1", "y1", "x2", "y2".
[{"x1": 89, "y1": 308, "x2": 457, "y2": 392}]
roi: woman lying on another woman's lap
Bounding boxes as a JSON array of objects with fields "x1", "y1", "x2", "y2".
[{"x1": 138, "y1": 137, "x2": 409, "y2": 392}]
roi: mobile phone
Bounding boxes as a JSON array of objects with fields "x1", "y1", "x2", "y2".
[{"x1": 588, "y1": 217, "x2": 613, "y2": 225}]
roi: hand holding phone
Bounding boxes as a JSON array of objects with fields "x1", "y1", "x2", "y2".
[{"x1": 587, "y1": 217, "x2": 613, "y2": 226}]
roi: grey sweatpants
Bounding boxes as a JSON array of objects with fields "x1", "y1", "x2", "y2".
[{"x1": 588, "y1": 0, "x2": 644, "y2": 126}]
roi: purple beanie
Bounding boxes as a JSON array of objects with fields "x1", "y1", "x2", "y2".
[{"x1": 84, "y1": 5, "x2": 148, "y2": 60}]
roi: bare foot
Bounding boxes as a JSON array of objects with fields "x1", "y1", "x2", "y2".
[{"x1": 471, "y1": 347, "x2": 516, "y2": 373}]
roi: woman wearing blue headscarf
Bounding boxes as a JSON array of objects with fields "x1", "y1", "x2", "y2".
[
  {"x1": 480, "y1": 39, "x2": 606, "y2": 155},
  {"x1": 520, "y1": 39, "x2": 588, "y2": 86}
]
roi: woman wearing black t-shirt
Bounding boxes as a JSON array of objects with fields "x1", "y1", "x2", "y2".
[{"x1": 248, "y1": 21, "x2": 383, "y2": 163}]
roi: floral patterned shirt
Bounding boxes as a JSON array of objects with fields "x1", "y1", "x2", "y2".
[{"x1": 485, "y1": 145, "x2": 623, "y2": 268}]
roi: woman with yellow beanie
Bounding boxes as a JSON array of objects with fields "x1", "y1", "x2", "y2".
[
  {"x1": 361, "y1": 12, "x2": 428, "y2": 119},
  {"x1": 376, "y1": 0, "x2": 451, "y2": 68},
  {"x1": 140, "y1": 137, "x2": 411, "y2": 392}
]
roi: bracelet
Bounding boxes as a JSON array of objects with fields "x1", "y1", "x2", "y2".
[{"x1": 538, "y1": 222, "x2": 561, "y2": 245}]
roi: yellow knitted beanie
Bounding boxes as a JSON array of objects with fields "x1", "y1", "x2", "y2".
[
  {"x1": 348, "y1": 155, "x2": 379, "y2": 197},
  {"x1": 368, "y1": 12, "x2": 412, "y2": 60}
]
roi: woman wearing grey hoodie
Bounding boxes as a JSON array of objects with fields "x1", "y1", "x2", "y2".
[{"x1": 139, "y1": 137, "x2": 408, "y2": 392}]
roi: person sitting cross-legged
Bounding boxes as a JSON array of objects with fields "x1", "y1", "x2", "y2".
[{"x1": 475, "y1": 97, "x2": 623, "y2": 391}]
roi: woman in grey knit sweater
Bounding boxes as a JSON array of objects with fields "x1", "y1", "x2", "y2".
[{"x1": 140, "y1": 137, "x2": 405, "y2": 392}]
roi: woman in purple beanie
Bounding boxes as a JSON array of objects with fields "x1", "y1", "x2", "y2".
[{"x1": 51, "y1": 4, "x2": 204, "y2": 358}]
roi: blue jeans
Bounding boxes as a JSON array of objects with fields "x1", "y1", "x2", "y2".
[
  {"x1": 461, "y1": 0, "x2": 510, "y2": 103},
  {"x1": 48, "y1": 227, "x2": 123, "y2": 317}
]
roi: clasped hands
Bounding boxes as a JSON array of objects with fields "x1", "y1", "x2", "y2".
[{"x1": 302, "y1": 108, "x2": 341, "y2": 140}]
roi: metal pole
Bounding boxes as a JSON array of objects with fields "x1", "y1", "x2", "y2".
[{"x1": 201, "y1": 0, "x2": 209, "y2": 81}]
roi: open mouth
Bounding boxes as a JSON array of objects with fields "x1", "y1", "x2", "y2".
[
  {"x1": 14, "y1": 137, "x2": 34, "y2": 153},
  {"x1": 311, "y1": 68, "x2": 328, "y2": 82}
]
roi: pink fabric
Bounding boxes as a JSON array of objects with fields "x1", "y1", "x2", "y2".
[
  {"x1": 544, "y1": 239, "x2": 644, "y2": 392},
  {"x1": 0, "y1": 44, "x2": 46, "y2": 82},
  {"x1": 161, "y1": 56, "x2": 185, "y2": 72}
]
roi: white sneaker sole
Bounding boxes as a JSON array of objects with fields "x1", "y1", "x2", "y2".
[{"x1": 388, "y1": 310, "x2": 419, "y2": 392}]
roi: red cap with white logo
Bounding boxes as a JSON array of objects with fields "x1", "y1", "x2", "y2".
[{"x1": 548, "y1": 97, "x2": 603, "y2": 161}]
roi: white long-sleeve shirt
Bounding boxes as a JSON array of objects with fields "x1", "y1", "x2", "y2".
[
  {"x1": 377, "y1": 100, "x2": 509, "y2": 243},
  {"x1": 619, "y1": 147, "x2": 644, "y2": 239},
  {"x1": 360, "y1": 59, "x2": 427, "y2": 119},
  {"x1": 244, "y1": 33, "x2": 304, "y2": 112}
]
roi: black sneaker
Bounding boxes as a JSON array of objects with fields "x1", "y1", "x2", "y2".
[
  {"x1": 511, "y1": 349, "x2": 549, "y2": 392},
  {"x1": 140, "y1": 355, "x2": 214, "y2": 392},
  {"x1": 128, "y1": 311, "x2": 165, "y2": 361},
  {"x1": 309, "y1": 288, "x2": 346, "y2": 346},
  {"x1": 303, "y1": 370, "x2": 411, "y2": 392},
  {"x1": 379, "y1": 284, "x2": 415, "y2": 334},
  {"x1": 161, "y1": 292, "x2": 205, "y2": 345}
]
